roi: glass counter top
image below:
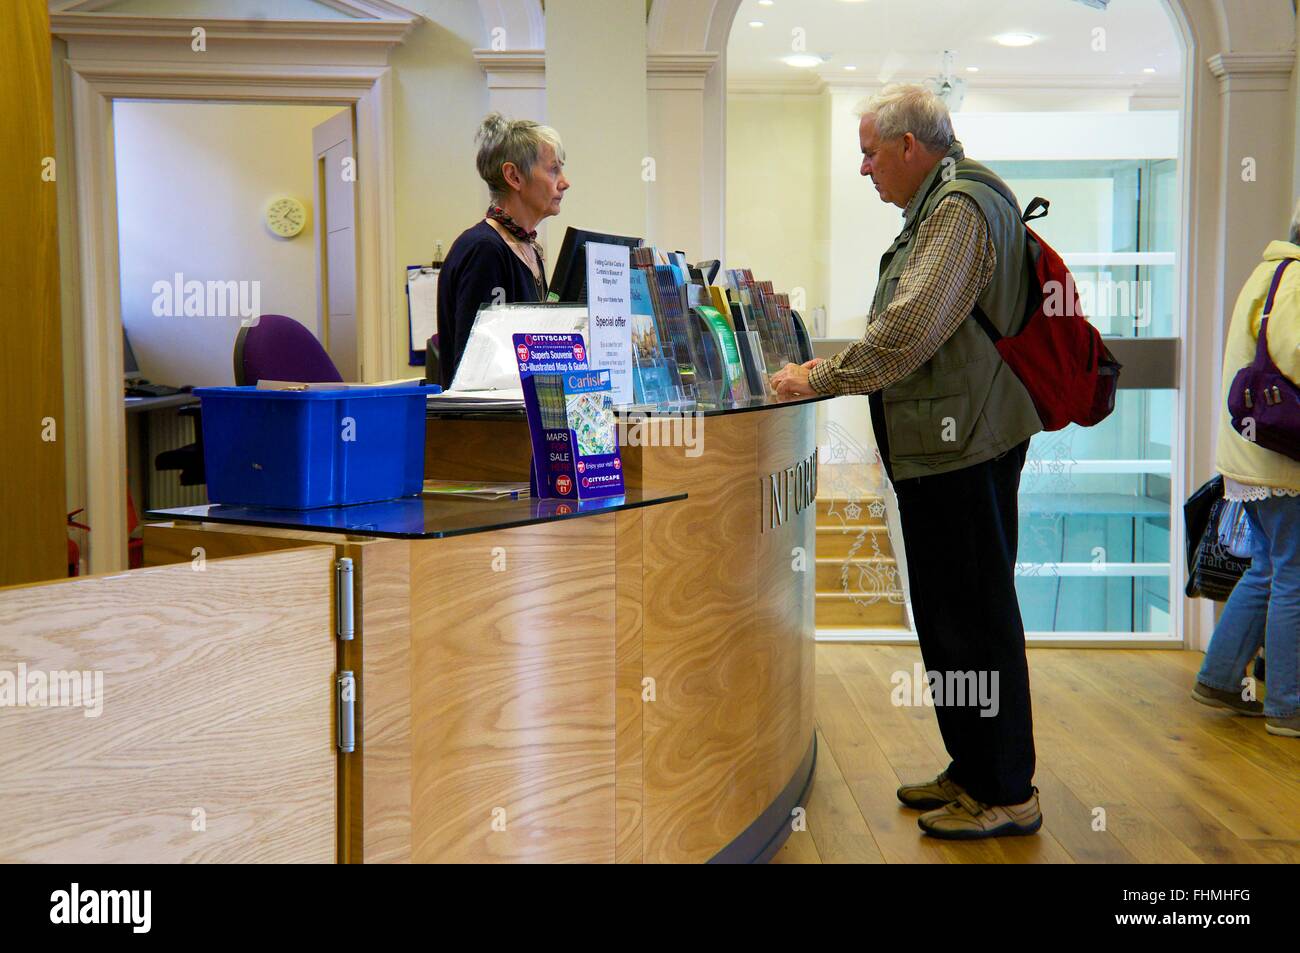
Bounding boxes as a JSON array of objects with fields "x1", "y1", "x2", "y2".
[
  {"x1": 147, "y1": 488, "x2": 687, "y2": 540},
  {"x1": 425, "y1": 392, "x2": 831, "y2": 420}
]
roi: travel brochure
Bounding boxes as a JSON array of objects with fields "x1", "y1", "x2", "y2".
[
  {"x1": 513, "y1": 332, "x2": 625, "y2": 501},
  {"x1": 629, "y1": 267, "x2": 680, "y2": 406}
]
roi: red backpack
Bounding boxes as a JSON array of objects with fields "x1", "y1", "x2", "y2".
[{"x1": 970, "y1": 195, "x2": 1122, "y2": 431}]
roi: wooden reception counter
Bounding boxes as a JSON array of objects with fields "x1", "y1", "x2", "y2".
[
  {"x1": 0, "y1": 396, "x2": 822, "y2": 864},
  {"x1": 417, "y1": 394, "x2": 824, "y2": 863}
]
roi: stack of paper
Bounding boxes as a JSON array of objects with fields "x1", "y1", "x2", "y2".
[{"x1": 427, "y1": 386, "x2": 525, "y2": 412}]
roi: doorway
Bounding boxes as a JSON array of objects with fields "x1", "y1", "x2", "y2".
[
  {"x1": 113, "y1": 100, "x2": 354, "y2": 513},
  {"x1": 723, "y1": 0, "x2": 1188, "y2": 643}
]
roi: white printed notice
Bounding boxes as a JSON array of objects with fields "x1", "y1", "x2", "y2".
[{"x1": 585, "y1": 241, "x2": 633, "y2": 405}]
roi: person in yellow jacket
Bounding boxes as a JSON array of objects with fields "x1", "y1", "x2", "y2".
[{"x1": 1192, "y1": 209, "x2": 1300, "y2": 738}]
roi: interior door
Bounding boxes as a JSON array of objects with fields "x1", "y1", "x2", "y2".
[
  {"x1": 1, "y1": 1, "x2": 67, "y2": 586},
  {"x1": 313, "y1": 108, "x2": 359, "y2": 380}
]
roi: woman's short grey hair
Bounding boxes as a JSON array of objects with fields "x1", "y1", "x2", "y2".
[
  {"x1": 1290, "y1": 197, "x2": 1300, "y2": 244},
  {"x1": 475, "y1": 112, "x2": 565, "y2": 200},
  {"x1": 854, "y1": 84, "x2": 954, "y2": 152}
]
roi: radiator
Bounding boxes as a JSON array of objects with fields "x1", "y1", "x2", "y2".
[{"x1": 146, "y1": 407, "x2": 207, "y2": 509}]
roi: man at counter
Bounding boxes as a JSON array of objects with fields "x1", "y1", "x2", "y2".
[{"x1": 772, "y1": 84, "x2": 1043, "y2": 840}]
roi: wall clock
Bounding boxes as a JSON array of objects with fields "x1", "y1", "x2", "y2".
[{"x1": 265, "y1": 196, "x2": 307, "y2": 238}]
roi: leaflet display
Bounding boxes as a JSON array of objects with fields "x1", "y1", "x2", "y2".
[
  {"x1": 629, "y1": 268, "x2": 683, "y2": 405},
  {"x1": 514, "y1": 333, "x2": 625, "y2": 502},
  {"x1": 474, "y1": 228, "x2": 815, "y2": 414},
  {"x1": 695, "y1": 304, "x2": 750, "y2": 402}
]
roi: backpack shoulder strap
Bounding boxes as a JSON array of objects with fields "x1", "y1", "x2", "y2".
[
  {"x1": 972, "y1": 305, "x2": 1002, "y2": 344},
  {"x1": 950, "y1": 166, "x2": 1045, "y2": 344},
  {"x1": 1023, "y1": 197, "x2": 1050, "y2": 222}
]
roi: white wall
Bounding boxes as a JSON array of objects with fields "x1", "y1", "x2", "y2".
[
  {"x1": 826, "y1": 89, "x2": 905, "y2": 336},
  {"x1": 647, "y1": 73, "x2": 709, "y2": 260},
  {"x1": 546, "y1": 0, "x2": 648, "y2": 239},
  {"x1": 726, "y1": 93, "x2": 830, "y2": 315},
  {"x1": 954, "y1": 111, "x2": 1180, "y2": 161},
  {"x1": 114, "y1": 101, "x2": 346, "y2": 387},
  {"x1": 388, "y1": 0, "x2": 495, "y2": 372}
]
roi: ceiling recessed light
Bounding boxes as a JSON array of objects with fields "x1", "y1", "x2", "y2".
[
  {"x1": 1143, "y1": 67, "x2": 1157, "y2": 73},
  {"x1": 758, "y1": 0, "x2": 774, "y2": 5},
  {"x1": 782, "y1": 54, "x2": 825, "y2": 69},
  {"x1": 843, "y1": 65, "x2": 858, "y2": 71},
  {"x1": 994, "y1": 32, "x2": 1038, "y2": 47},
  {"x1": 966, "y1": 66, "x2": 980, "y2": 72},
  {"x1": 749, "y1": 20, "x2": 764, "y2": 28}
]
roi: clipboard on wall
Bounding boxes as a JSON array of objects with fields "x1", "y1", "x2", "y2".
[{"x1": 406, "y1": 264, "x2": 439, "y2": 366}]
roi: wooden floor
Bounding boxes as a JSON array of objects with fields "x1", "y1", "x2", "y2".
[{"x1": 772, "y1": 645, "x2": 1300, "y2": 864}]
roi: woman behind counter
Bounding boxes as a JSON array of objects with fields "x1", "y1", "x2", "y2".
[{"x1": 435, "y1": 113, "x2": 571, "y2": 387}]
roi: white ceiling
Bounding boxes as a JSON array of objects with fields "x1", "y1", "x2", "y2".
[{"x1": 726, "y1": 0, "x2": 1183, "y2": 88}]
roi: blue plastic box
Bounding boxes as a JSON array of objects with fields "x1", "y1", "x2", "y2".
[{"x1": 195, "y1": 384, "x2": 439, "y2": 509}]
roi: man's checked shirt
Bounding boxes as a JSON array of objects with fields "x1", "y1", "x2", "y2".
[{"x1": 807, "y1": 191, "x2": 996, "y2": 396}]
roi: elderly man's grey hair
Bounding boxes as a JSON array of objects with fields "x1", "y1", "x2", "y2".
[
  {"x1": 1290, "y1": 197, "x2": 1300, "y2": 244},
  {"x1": 474, "y1": 112, "x2": 565, "y2": 201},
  {"x1": 854, "y1": 84, "x2": 955, "y2": 153}
]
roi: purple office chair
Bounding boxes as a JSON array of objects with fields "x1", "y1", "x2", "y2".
[{"x1": 233, "y1": 314, "x2": 344, "y2": 386}]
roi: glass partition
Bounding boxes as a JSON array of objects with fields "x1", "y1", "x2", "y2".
[{"x1": 988, "y1": 159, "x2": 1179, "y2": 637}]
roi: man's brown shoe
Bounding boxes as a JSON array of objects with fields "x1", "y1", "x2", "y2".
[
  {"x1": 1266, "y1": 714, "x2": 1300, "y2": 737},
  {"x1": 1191, "y1": 681, "x2": 1265, "y2": 716},
  {"x1": 896, "y1": 770, "x2": 965, "y2": 811},
  {"x1": 918, "y1": 790, "x2": 1043, "y2": 840}
]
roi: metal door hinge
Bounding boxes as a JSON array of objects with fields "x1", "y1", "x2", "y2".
[
  {"x1": 335, "y1": 557, "x2": 354, "y2": 641},
  {"x1": 337, "y1": 670, "x2": 356, "y2": 753}
]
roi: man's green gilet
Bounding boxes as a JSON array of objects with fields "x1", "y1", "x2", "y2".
[{"x1": 870, "y1": 140, "x2": 1042, "y2": 481}]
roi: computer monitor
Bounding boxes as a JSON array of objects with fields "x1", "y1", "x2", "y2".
[
  {"x1": 550, "y1": 227, "x2": 642, "y2": 303},
  {"x1": 123, "y1": 328, "x2": 142, "y2": 380}
]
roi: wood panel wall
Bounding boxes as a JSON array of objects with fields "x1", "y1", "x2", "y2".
[
  {"x1": 143, "y1": 521, "x2": 411, "y2": 865},
  {"x1": 637, "y1": 406, "x2": 817, "y2": 862},
  {"x1": 0, "y1": 1, "x2": 66, "y2": 585},
  {"x1": 639, "y1": 413, "x2": 762, "y2": 861},
  {"x1": 423, "y1": 406, "x2": 819, "y2": 862},
  {"x1": 407, "y1": 517, "x2": 619, "y2": 863},
  {"x1": 0, "y1": 547, "x2": 337, "y2": 862}
]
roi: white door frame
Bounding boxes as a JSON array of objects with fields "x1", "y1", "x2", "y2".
[
  {"x1": 52, "y1": 8, "x2": 415, "y2": 572},
  {"x1": 313, "y1": 107, "x2": 361, "y2": 376}
]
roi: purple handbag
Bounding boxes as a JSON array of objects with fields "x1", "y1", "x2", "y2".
[{"x1": 1228, "y1": 259, "x2": 1300, "y2": 460}]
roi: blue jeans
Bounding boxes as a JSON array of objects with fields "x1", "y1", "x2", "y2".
[{"x1": 1197, "y1": 494, "x2": 1300, "y2": 718}]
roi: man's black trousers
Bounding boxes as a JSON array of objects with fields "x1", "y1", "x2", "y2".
[{"x1": 891, "y1": 440, "x2": 1036, "y2": 806}]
